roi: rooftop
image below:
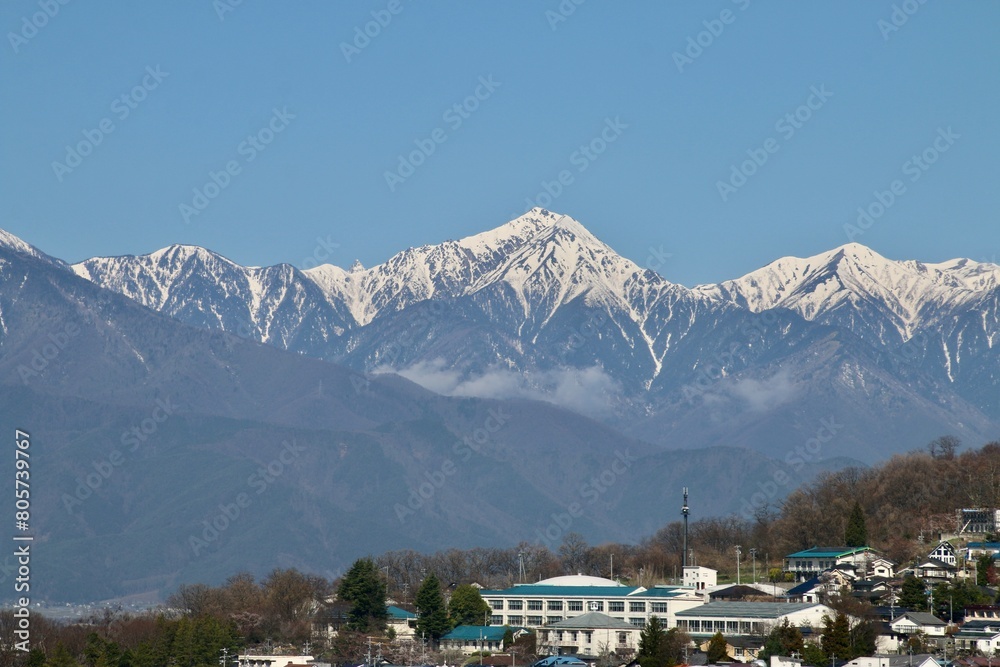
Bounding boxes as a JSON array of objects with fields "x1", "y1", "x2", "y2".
[
  {"x1": 387, "y1": 605, "x2": 416, "y2": 619},
  {"x1": 786, "y1": 546, "x2": 872, "y2": 558},
  {"x1": 544, "y1": 612, "x2": 635, "y2": 630},
  {"x1": 481, "y1": 584, "x2": 641, "y2": 597},
  {"x1": 442, "y1": 625, "x2": 522, "y2": 642},
  {"x1": 893, "y1": 612, "x2": 945, "y2": 626},
  {"x1": 676, "y1": 602, "x2": 825, "y2": 619}
]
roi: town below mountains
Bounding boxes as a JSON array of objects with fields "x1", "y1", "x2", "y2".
[{"x1": 1, "y1": 210, "x2": 999, "y2": 603}]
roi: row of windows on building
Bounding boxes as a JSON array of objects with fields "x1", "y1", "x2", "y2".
[
  {"x1": 676, "y1": 620, "x2": 767, "y2": 634},
  {"x1": 492, "y1": 615, "x2": 650, "y2": 628},
  {"x1": 547, "y1": 631, "x2": 629, "y2": 645},
  {"x1": 790, "y1": 560, "x2": 838, "y2": 570},
  {"x1": 488, "y1": 600, "x2": 668, "y2": 613}
]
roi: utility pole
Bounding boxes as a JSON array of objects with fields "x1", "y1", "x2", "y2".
[
  {"x1": 735, "y1": 545, "x2": 742, "y2": 585},
  {"x1": 682, "y1": 488, "x2": 690, "y2": 570},
  {"x1": 749, "y1": 548, "x2": 758, "y2": 584}
]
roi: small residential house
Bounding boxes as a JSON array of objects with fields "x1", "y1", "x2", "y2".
[
  {"x1": 869, "y1": 557, "x2": 896, "y2": 579},
  {"x1": 440, "y1": 625, "x2": 528, "y2": 656},
  {"x1": 786, "y1": 577, "x2": 825, "y2": 604},
  {"x1": 888, "y1": 612, "x2": 947, "y2": 637},
  {"x1": 238, "y1": 657, "x2": 315, "y2": 667},
  {"x1": 696, "y1": 635, "x2": 764, "y2": 661},
  {"x1": 913, "y1": 558, "x2": 957, "y2": 581},
  {"x1": 387, "y1": 605, "x2": 417, "y2": 639},
  {"x1": 929, "y1": 541, "x2": 958, "y2": 566},
  {"x1": 843, "y1": 654, "x2": 938, "y2": 667},
  {"x1": 538, "y1": 612, "x2": 639, "y2": 659}
]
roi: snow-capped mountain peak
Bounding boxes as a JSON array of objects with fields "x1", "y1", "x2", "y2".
[
  {"x1": 0, "y1": 229, "x2": 66, "y2": 268},
  {"x1": 696, "y1": 242, "x2": 998, "y2": 340}
]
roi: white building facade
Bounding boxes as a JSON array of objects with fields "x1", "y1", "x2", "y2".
[{"x1": 480, "y1": 574, "x2": 704, "y2": 631}]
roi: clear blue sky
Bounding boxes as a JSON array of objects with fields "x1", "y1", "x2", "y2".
[{"x1": 2, "y1": 2, "x2": 998, "y2": 285}]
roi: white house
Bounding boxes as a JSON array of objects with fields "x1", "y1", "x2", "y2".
[
  {"x1": 870, "y1": 557, "x2": 896, "y2": 579},
  {"x1": 239, "y1": 656, "x2": 314, "y2": 667},
  {"x1": 914, "y1": 558, "x2": 957, "y2": 581},
  {"x1": 929, "y1": 541, "x2": 957, "y2": 566},
  {"x1": 889, "y1": 612, "x2": 947, "y2": 637},
  {"x1": 537, "y1": 612, "x2": 639, "y2": 659},
  {"x1": 844, "y1": 654, "x2": 938, "y2": 667},
  {"x1": 387, "y1": 605, "x2": 417, "y2": 639}
]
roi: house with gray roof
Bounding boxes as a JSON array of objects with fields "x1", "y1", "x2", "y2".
[{"x1": 538, "y1": 612, "x2": 639, "y2": 659}]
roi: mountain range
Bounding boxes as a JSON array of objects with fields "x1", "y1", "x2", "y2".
[{"x1": 1, "y1": 209, "x2": 997, "y2": 602}]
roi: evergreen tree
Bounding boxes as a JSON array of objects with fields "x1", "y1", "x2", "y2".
[
  {"x1": 978, "y1": 553, "x2": 994, "y2": 586},
  {"x1": 706, "y1": 632, "x2": 729, "y2": 664},
  {"x1": 759, "y1": 619, "x2": 804, "y2": 660},
  {"x1": 638, "y1": 616, "x2": 668, "y2": 667},
  {"x1": 637, "y1": 616, "x2": 684, "y2": 667},
  {"x1": 899, "y1": 575, "x2": 928, "y2": 611},
  {"x1": 801, "y1": 642, "x2": 826, "y2": 667},
  {"x1": 849, "y1": 617, "x2": 877, "y2": 659},
  {"x1": 449, "y1": 584, "x2": 492, "y2": 627},
  {"x1": 502, "y1": 627, "x2": 515, "y2": 650},
  {"x1": 415, "y1": 573, "x2": 451, "y2": 644},
  {"x1": 821, "y1": 613, "x2": 851, "y2": 662},
  {"x1": 45, "y1": 643, "x2": 80, "y2": 667},
  {"x1": 844, "y1": 502, "x2": 868, "y2": 548},
  {"x1": 337, "y1": 558, "x2": 388, "y2": 633}
]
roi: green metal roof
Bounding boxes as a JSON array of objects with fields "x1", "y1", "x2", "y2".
[
  {"x1": 387, "y1": 605, "x2": 416, "y2": 619},
  {"x1": 785, "y1": 546, "x2": 871, "y2": 558},
  {"x1": 676, "y1": 602, "x2": 824, "y2": 619},
  {"x1": 630, "y1": 586, "x2": 686, "y2": 598},
  {"x1": 442, "y1": 625, "x2": 523, "y2": 641}
]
